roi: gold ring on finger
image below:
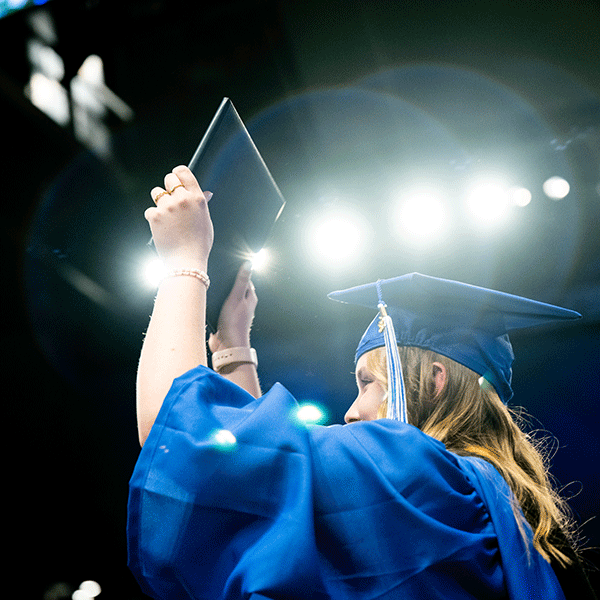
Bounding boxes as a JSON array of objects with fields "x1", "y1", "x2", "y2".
[
  {"x1": 153, "y1": 190, "x2": 170, "y2": 204},
  {"x1": 168, "y1": 184, "x2": 185, "y2": 194}
]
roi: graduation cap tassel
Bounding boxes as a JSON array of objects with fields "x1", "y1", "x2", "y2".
[
  {"x1": 378, "y1": 303, "x2": 408, "y2": 423},
  {"x1": 370, "y1": 276, "x2": 406, "y2": 425},
  {"x1": 374, "y1": 280, "x2": 407, "y2": 422}
]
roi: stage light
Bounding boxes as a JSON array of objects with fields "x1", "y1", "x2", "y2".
[
  {"x1": 79, "y1": 581, "x2": 101, "y2": 598},
  {"x1": 25, "y1": 72, "x2": 70, "y2": 126},
  {"x1": 27, "y1": 39, "x2": 64, "y2": 80},
  {"x1": 72, "y1": 580, "x2": 101, "y2": 600},
  {"x1": 142, "y1": 256, "x2": 167, "y2": 288},
  {"x1": 250, "y1": 248, "x2": 269, "y2": 272},
  {"x1": 543, "y1": 176, "x2": 570, "y2": 200},
  {"x1": 393, "y1": 190, "x2": 446, "y2": 244},
  {"x1": 509, "y1": 187, "x2": 532, "y2": 207},
  {"x1": 465, "y1": 181, "x2": 511, "y2": 226},
  {"x1": 305, "y1": 206, "x2": 365, "y2": 269}
]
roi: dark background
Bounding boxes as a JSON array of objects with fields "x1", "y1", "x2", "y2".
[{"x1": 2, "y1": 1, "x2": 599, "y2": 597}]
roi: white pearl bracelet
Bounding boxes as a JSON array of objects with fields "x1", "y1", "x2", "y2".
[
  {"x1": 212, "y1": 347, "x2": 258, "y2": 372},
  {"x1": 163, "y1": 268, "x2": 210, "y2": 288}
]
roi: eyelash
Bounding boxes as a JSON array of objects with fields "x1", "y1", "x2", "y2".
[{"x1": 359, "y1": 378, "x2": 373, "y2": 386}]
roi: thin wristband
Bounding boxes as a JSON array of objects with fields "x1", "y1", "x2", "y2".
[
  {"x1": 212, "y1": 347, "x2": 258, "y2": 372},
  {"x1": 163, "y1": 268, "x2": 210, "y2": 288}
]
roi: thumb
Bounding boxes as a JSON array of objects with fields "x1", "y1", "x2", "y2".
[{"x1": 208, "y1": 332, "x2": 220, "y2": 353}]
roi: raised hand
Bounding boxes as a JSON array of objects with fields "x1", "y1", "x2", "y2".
[
  {"x1": 145, "y1": 165, "x2": 214, "y2": 270},
  {"x1": 209, "y1": 261, "x2": 258, "y2": 353}
]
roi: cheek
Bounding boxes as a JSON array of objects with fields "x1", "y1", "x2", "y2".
[{"x1": 363, "y1": 386, "x2": 386, "y2": 419}]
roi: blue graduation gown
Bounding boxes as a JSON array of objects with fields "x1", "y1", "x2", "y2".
[{"x1": 127, "y1": 366, "x2": 566, "y2": 600}]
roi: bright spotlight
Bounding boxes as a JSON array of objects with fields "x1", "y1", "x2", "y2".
[
  {"x1": 394, "y1": 191, "x2": 446, "y2": 243},
  {"x1": 543, "y1": 176, "x2": 570, "y2": 200},
  {"x1": 465, "y1": 181, "x2": 511, "y2": 226},
  {"x1": 305, "y1": 206, "x2": 365, "y2": 268},
  {"x1": 142, "y1": 256, "x2": 166, "y2": 288},
  {"x1": 509, "y1": 187, "x2": 532, "y2": 207},
  {"x1": 250, "y1": 248, "x2": 269, "y2": 272}
]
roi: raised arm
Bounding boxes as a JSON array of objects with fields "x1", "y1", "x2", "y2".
[{"x1": 137, "y1": 166, "x2": 213, "y2": 446}]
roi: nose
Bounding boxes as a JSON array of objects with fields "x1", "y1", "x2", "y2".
[{"x1": 344, "y1": 398, "x2": 360, "y2": 424}]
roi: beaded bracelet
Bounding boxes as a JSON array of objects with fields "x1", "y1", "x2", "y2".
[{"x1": 164, "y1": 268, "x2": 210, "y2": 289}]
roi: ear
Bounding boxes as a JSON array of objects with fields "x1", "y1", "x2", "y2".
[{"x1": 432, "y1": 361, "x2": 447, "y2": 399}]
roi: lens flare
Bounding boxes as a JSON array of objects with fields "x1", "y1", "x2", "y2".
[
  {"x1": 292, "y1": 402, "x2": 328, "y2": 426},
  {"x1": 543, "y1": 176, "x2": 570, "y2": 200},
  {"x1": 211, "y1": 429, "x2": 237, "y2": 451},
  {"x1": 250, "y1": 248, "x2": 269, "y2": 272}
]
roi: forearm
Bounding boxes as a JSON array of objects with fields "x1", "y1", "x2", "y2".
[
  {"x1": 137, "y1": 273, "x2": 208, "y2": 445},
  {"x1": 217, "y1": 362, "x2": 262, "y2": 398}
]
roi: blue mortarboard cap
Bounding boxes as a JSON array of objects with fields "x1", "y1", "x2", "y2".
[{"x1": 328, "y1": 273, "x2": 581, "y2": 405}]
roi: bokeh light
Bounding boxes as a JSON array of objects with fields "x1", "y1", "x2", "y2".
[
  {"x1": 293, "y1": 402, "x2": 328, "y2": 426},
  {"x1": 543, "y1": 176, "x2": 570, "y2": 200},
  {"x1": 26, "y1": 72, "x2": 70, "y2": 126},
  {"x1": 211, "y1": 429, "x2": 237, "y2": 451},
  {"x1": 509, "y1": 186, "x2": 532, "y2": 207},
  {"x1": 71, "y1": 581, "x2": 101, "y2": 600},
  {"x1": 79, "y1": 581, "x2": 102, "y2": 597}
]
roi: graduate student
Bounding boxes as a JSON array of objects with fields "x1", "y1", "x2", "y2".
[{"x1": 128, "y1": 165, "x2": 594, "y2": 600}]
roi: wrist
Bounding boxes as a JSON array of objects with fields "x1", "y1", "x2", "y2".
[
  {"x1": 214, "y1": 336, "x2": 251, "y2": 351},
  {"x1": 162, "y1": 259, "x2": 209, "y2": 272},
  {"x1": 211, "y1": 347, "x2": 258, "y2": 372},
  {"x1": 162, "y1": 268, "x2": 210, "y2": 289}
]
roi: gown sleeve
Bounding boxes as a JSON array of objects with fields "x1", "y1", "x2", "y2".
[{"x1": 127, "y1": 365, "x2": 566, "y2": 600}]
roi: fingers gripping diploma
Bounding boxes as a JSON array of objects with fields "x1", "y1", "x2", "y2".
[{"x1": 145, "y1": 166, "x2": 214, "y2": 269}]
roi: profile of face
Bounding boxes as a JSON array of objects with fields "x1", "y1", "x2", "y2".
[
  {"x1": 344, "y1": 353, "x2": 386, "y2": 423},
  {"x1": 344, "y1": 349, "x2": 448, "y2": 424}
]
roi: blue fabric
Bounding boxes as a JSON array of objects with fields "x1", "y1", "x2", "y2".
[{"x1": 128, "y1": 366, "x2": 566, "y2": 600}]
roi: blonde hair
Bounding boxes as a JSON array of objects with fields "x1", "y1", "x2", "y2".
[{"x1": 366, "y1": 345, "x2": 577, "y2": 567}]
